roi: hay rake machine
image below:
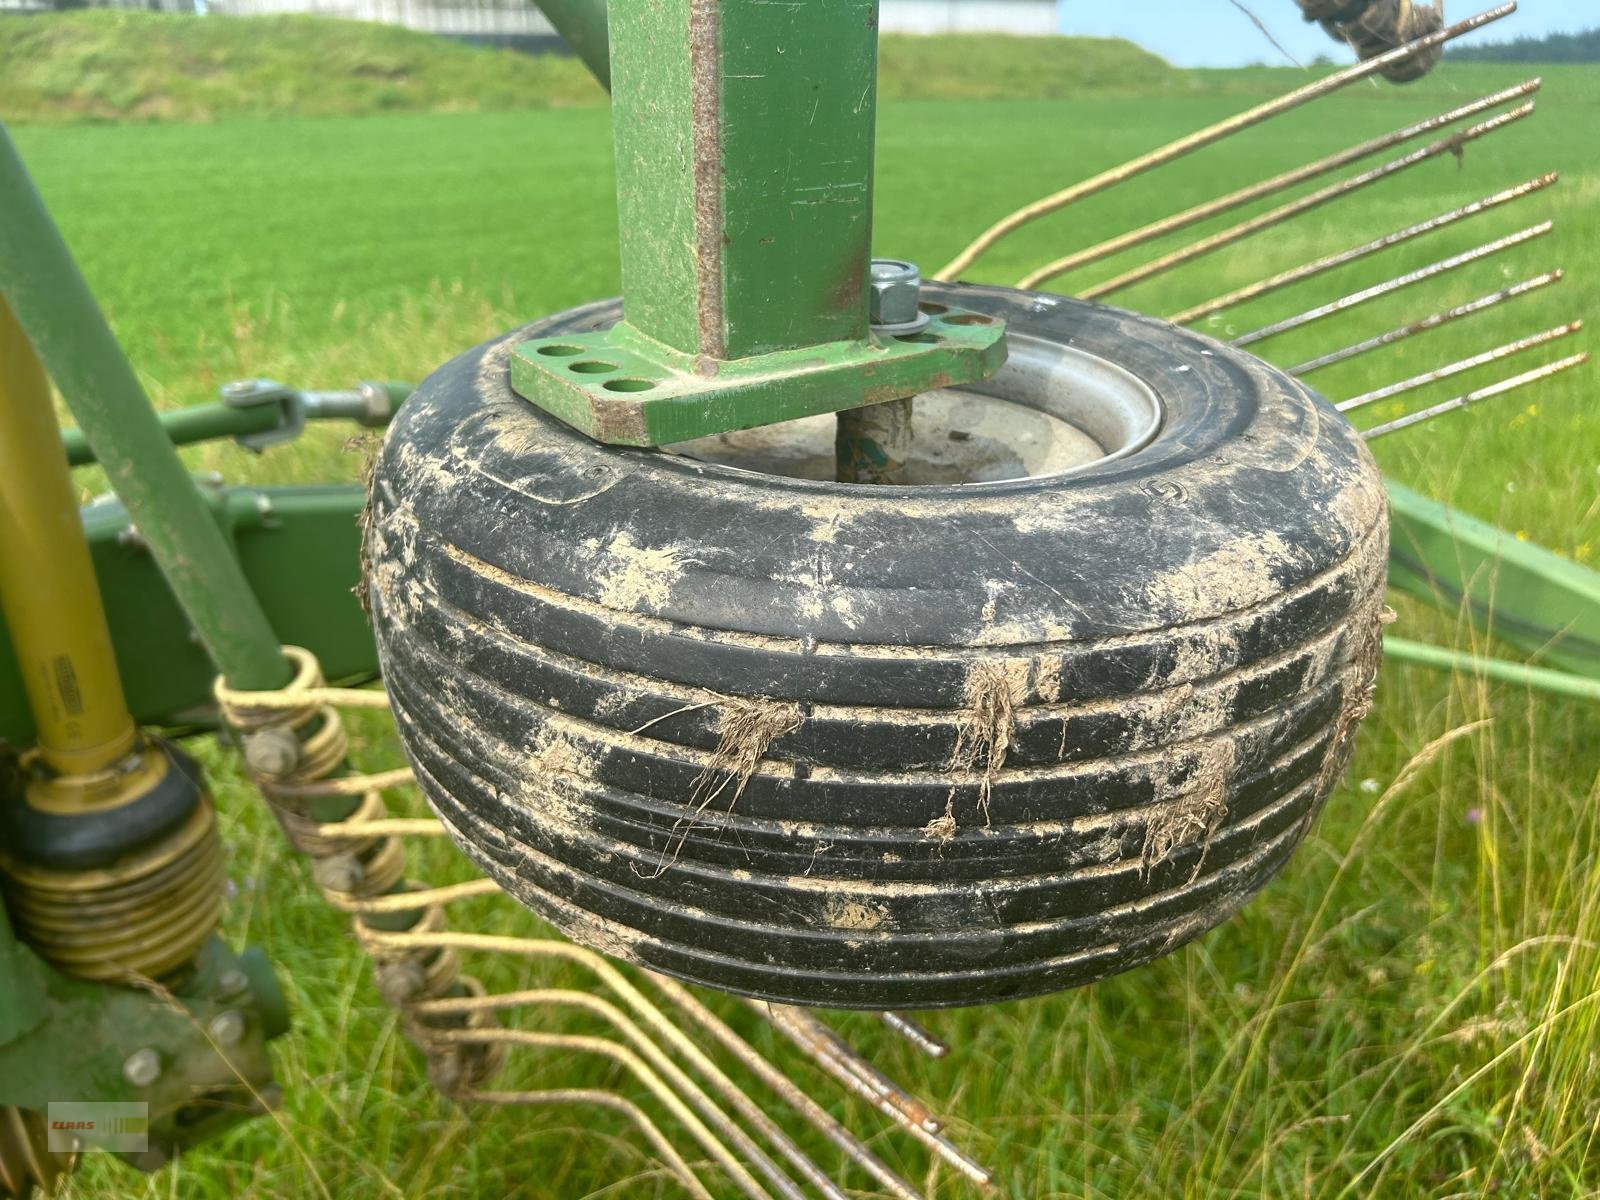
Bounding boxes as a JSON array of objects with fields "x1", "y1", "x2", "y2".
[{"x1": 0, "y1": 0, "x2": 1593, "y2": 1195}]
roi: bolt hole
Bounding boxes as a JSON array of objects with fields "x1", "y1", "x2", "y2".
[
  {"x1": 536, "y1": 343, "x2": 585, "y2": 357},
  {"x1": 896, "y1": 333, "x2": 939, "y2": 345},
  {"x1": 944, "y1": 313, "x2": 995, "y2": 326},
  {"x1": 602, "y1": 378, "x2": 657, "y2": 392},
  {"x1": 919, "y1": 302, "x2": 950, "y2": 315},
  {"x1": 569, "y1": 360, "x2": 620, "y2": 374}
]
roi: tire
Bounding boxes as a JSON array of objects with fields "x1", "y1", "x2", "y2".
[{"x1": 366, "y1": 284, "x2": 1389, "y2": 1009}]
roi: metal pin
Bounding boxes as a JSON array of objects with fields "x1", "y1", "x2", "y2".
[
  {"x1": 1233, "y1": 221, "x2": 1553, "y2": 348},
  {"x1": 1361, "y1": 353, "x2": 1589, "y2": 440},
  {"x1": 880, "y1": 1011, "x2": 950, "y2": 1059},
  {"x1": 1338, "y1": 322, "x2": 1584, "y2": 412},
  {"x1": 1169, "y1": 173, "x2": 1559, "y2": 325},
  {"x1": 1290, "y1": 270, "x2": 1565, "y2": 376},
  {"x1": 935, "y1": 3, "x2": 1519, "y2": 280},
  {"x1": 754, "y1": 1002, "x2": 995, "y2": 1187},
  {"x1": 1073, "y1": 103, "x2": 1538, "y2": 302},
  {"x1": 1018, "y1": 81, "x2": 1541, "y2": 292}
]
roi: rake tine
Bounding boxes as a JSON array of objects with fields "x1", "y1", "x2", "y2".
[
  {"x1": 1169, "y1": 173, "x2": 1559, "y2": 325},
  {"x1": 1289, "y1": 270, "x2": 1566, "y2": 375},
  {"x1": 1232, "y1": 221, "x2": 1553, "y2": 348},
  {"x1": 881, "y1": 1011, "x2": 950, "y2": 1059},
  {"x1": 430, "y1": 1027, "x2": 780, "y2": 1200},
  {"x1": 755, "y1": 1002, "x2": 995, "y2": 1187},
  {"x1": 643, "y1": 976, "x2": 933, "y2": 1200},
  {"x1": 1337, "y1": 322, "x2": 1584, "y2": 413},
  {"x1": 1361, "y1": 353, "x2": 1590, "y2": 441},
  {"x1": 1017, "y1": 81, "x2": 1541, "y2": 292},
  {"x1": 1068, "y1": 103, "x2": 1538, "y2": 300},
  {"x1": 457, "y1": 1089, "x2": 717, "y2": 1200},
  {"x1": 772, "y1": 1005, "x2": 943, "y2": 1133},
  {"x1": 934, "y1": 2, "x2": 1519, "y2": 280},
  {"x1": 416, "y1": 988, "x2": 840, "y2": 1200}
]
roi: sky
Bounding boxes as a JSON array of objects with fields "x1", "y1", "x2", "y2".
[{"x1": 1058, "y1": 1, "x2": 1596, "y2": 68}]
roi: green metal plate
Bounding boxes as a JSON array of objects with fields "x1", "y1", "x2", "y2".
[{"x1": 510, "y1": 307, "x2": 1008, "y2": 446}]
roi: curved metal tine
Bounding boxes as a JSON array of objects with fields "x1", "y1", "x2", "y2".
[
  {"x1": 752, "y1": 1002, "x2": 994, "y2": 1188},
  {"x1": 934, "y1": 2, "x2": 1520, "y2": 280},
  {"x1": 415, "y1": 988, "x2": 834, "y2": 1200},
  {"x1": 455, "y1": 1087, "x2": 718, "y2": 1200},
  {"x1": 367, "y1": 925, "x2": 931, "y2": 1200},
  {"x1": 1337, "y1": 322, "x2": 1584, "y2": 413},
  {"x1": 1017, "y1": 81, "x2": 1541, "y2": 291},
  {"x1": 1168, "y1": 173, "x2": 1559, "y2": 326},
  {"x1": 643, "y1": 974, "x2": 933, "y2": 1200},
  {"x1": 1361, "y1": 353, "x2": 1589, "y2": 440},
  {"x1": 880, "y1": 1012, "x2": 949, "y2": 1059},
  {"x1": 1069, "y1": 103, "x2": 1537, "y2": 301},
  {"x1": 1231, "y1": 221, "x2": 1553, "y2": 349},
  {"x1": 428, "y1": 1027, "x2": 778, "y2": 1200},
  {"x1": 1289, "y1": 270, "x2": 1566, "y2": 376}
]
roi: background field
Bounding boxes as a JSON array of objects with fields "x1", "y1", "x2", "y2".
[{"x1": 7, "y1": 20, "x2": 1599, "y2": 1200}]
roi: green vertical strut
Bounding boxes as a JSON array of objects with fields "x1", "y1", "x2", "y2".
[
  {"x1": 0, "y1": 125, "x2": 291, "y2": 691},
  {"x1": 610, "y1": 0, "x2": 878, "y2": 360}
]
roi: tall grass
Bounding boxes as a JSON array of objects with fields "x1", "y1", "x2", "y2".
[{"x1": 26, "y1": 57, "x2": 1600, "y2": 1200}]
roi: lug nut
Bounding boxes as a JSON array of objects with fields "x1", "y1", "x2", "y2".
[{"x1": 123, "y1": 1048, "x2": 162, "y2": 1088}]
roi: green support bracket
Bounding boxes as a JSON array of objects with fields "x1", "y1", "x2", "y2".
[
  {"x1": 0, "y1": 930, "x2": 287, "y2": 1168},
  {"x1": 513, "y1": 312, "x2": 1006, "y2": 446},
  {"x1": 1387, "y1": 481, "x2": 1600, "y2": 679},
  {"x1": 512, "y1": 0, "x2": 1006, "y2": 446}
]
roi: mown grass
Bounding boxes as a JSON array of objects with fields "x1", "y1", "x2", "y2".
[
  {"x1": 17, "y1": 52, "x2": 1600, "y2": 1200},
  {"x1": 0, "y1": 11, "x2": 1197, "y2": 124}
]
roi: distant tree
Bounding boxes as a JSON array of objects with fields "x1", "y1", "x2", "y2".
[{"x1": 1449, "y1": 27, "x2": 1600, "y2": 63}]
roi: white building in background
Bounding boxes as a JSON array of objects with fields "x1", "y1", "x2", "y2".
[
  {"x1": 197, "y1": 0, "x2": 1062, "y2": 40},
  {"x1": 0, "y1": 0, "x2": 1061, "y2": 39},
  {"x1": 883, "y1": 0, "x2": 1058, "y2": 35}
]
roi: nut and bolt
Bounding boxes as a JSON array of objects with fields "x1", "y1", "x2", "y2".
[
  {"x1": 312, "y1": 853, "x2": 364, "y2": 895},
  {"x1": 122, "y1": 1048, "x2": 162, "y2": 1088},
  {"x1": 375, "y1": 960, "x2": 429, "y2": 1007},
  {"x1": 868, "y1": 258, "x2": 929, "y2": 333},
  {"x1": 222, "y1": 379, "x2": 260, "y2": 399},
  {"x1": 208, "y1": 1010, "x2": 247, "y2": 1046},
  {"x1": 241, "y1": 726, "x2": 301, "y2": 777},
  {"x1": 217, "y1": 968, "x2": 250, "y2": 997}
]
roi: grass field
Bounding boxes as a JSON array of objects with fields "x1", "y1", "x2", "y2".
[{"x1": 11, "y1": 42, "x2": 1600, "y2": 1200}]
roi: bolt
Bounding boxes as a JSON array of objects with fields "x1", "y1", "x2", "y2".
[
  {"x1": 123, "y1": 1048, "x2": 162, "y2": 1088},
  {"x1": 375, "y1": 959, "x2": 429, "y2": 1007},
  {"x1": 208, "y1": 1010, "x2": 246, "y2": 1046},
  {"x1": 222, "y1": 379, "x2": 258, "y2": 398},
  {"x1": 217, "y1": 968, "x2": 250, "y2": 997},
  {"x1": 312, "y1": 853, "x2": 364, "y2": 895},
  {"x1": 868, "y1": 258, "x2": 924, "y2": 329},
  {"x1": 242, "y1": 726, "x2": 301, "y2": 777}
]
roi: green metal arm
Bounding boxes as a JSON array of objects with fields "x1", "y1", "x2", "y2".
[{"x1": 0, "y1": 124, "x2": 292, "y2": 691}]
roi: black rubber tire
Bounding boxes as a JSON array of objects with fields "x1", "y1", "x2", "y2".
[{"x1": 367, "y1": 284, "x2": 1388, "y2": 1009}]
